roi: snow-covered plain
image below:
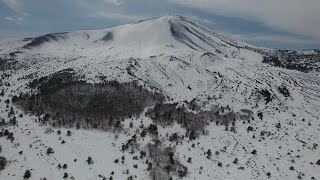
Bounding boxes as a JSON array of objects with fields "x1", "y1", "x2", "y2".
[{"x1": 0, "y1": 15, "x2": 319, "y2": 180}]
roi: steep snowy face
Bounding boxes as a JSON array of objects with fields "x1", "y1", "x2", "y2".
[{"x1": 168, "y1": 16, "x2": 245, "y2": 54}]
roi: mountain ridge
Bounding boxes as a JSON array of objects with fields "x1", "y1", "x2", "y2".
[{"x1": 1, "y1": 15, "x2": 319, "y2": 72}]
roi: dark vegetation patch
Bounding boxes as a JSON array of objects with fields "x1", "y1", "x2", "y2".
[
  {"x1": 146, "y1": 140, "x2": 188, "y2": 179},
  {"x1": 262, "y1": 56, "x2": 282, "y2": 67},
  {"x1": 12, "y1": 69, "x2": 165, "y2": 130},
  {"x1": 146, "y1": 102, "x2": 250, "y2": 139},
  {"x1": 256, "y1": 89, "x2": 273, "y2": 104},
  {"x1": 23, "y1": 169, "x2": 31, "y2": 179},
  {"x1": 262, "y1": 50, "x2": 320, "y2": 72},
  {"x1": 0, "y1": 57, "x2": 18, "y2": 71},
  {"x1": 101, "y1": 32, "x2": 113, "y2": 42},
  {"x1": 0, "y1": 129, "x2": 15, "y2": 142},
  {"x1": 278, "y1": 85, "x2": 290, "y2": 97},
  {"x1": 8, "y1": 51, "x2": 22, "y2": 57},
  {"x1": 0, "y1": 156, "x2": 7, "y2": 171},
  {"x1": 121, "y1": 134, "x2": 139, "y2": 152},
  {"x1": 28, "y1": 68, "x2": 78, "y2": 92},
  {"x1": 185, "y1": 98, "x2": 201, "y2": 111}
]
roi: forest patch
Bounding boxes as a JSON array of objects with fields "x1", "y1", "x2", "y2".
[
  {"x1": 13, "y1": 69, "x2": 165, "y2": 130},
  {"x1": 146, "y1": 102, "x2": 251, "y2": 139}
]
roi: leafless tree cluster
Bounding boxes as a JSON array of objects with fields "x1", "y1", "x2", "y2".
[
  {"x1": 146, "y1": 140, "x2": 188, "y2": 179},
  {"x1": 146, "y1": 102, "x2": 244, "y2": 139},
  {"x1": 13, "y1": 69, "x2": 165, "y2": 131}
]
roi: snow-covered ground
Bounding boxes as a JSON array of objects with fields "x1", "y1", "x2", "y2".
[{"x1": 0, "y1": 15, "x2": 319, "y2": 180}]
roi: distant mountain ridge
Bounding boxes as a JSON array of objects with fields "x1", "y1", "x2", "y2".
[{"x1": 1, "y1": 15, "x2": 319, "y2": 72}]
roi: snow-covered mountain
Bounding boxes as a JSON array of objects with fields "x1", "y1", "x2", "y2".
[{"x1": 0, "y1": 15, "x2": 320, "y2": 180}]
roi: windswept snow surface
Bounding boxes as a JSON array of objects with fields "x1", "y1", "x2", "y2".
[{"x1": 0, "y1": 16, "x2": 320, "y2": 180}]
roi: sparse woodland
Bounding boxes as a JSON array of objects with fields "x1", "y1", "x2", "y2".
[
  {"x1": 146, "y1": 102, "x2": 245, "y2": 139},
  {"x1": 13, "y1": 70, "x2": 165, "y2": 131}
]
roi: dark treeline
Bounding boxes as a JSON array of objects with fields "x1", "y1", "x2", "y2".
[
  {"x1": 262, "y1": 52, "x2": 320, "y2": 73},
  {"x1": 146, "y1": 102, "x2": 245, "y2": 139},
  {"x1": 0, "y1": 56, "x2": 20, "y2": 71},
  {"x1": 13, "y1": 69, "x2": 165, "y2": 131}
]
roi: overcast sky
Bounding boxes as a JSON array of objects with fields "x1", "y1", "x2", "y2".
[{"x1": 1, "y1": 0, "x2": 319, "y2": 49}]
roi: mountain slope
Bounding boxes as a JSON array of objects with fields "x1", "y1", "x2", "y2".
[{"x1": 0, "y1": 16, "x2": 319, "y2": 180}]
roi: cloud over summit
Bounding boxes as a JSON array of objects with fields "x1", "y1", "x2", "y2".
[{"x1": 169, "y1": 0, "x2": 320, "y2": 39}]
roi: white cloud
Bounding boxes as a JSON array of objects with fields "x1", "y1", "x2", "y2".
[
  {"x1": 169, "y1": 0, "x2": 320, "y2": 40},
  {"x1": 2, "y1": 0, "x2": 22, "y2": 13},
  {"x1": 104, "y1": 0, "x2": 123, "y2": 6},
  {"x1": 2, "y1": 0, "x2": 28, "y2": 22},
  {"x1": 91, "y1": 12, "x2": 144, "y2": 21},
  {"x1": 2, "y1": 0, "x2": 26, "y2": 24},
  {"x1": 230, "y1": 33, "x2": 320, "y2": 46},
  {"x1": 4, "y1": 16, "x2": 24, "y2": 24}
]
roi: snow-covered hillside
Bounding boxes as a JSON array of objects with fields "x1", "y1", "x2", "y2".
[{"x1": 0, "y1": 15, "x2": 319, "y2": 180}]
